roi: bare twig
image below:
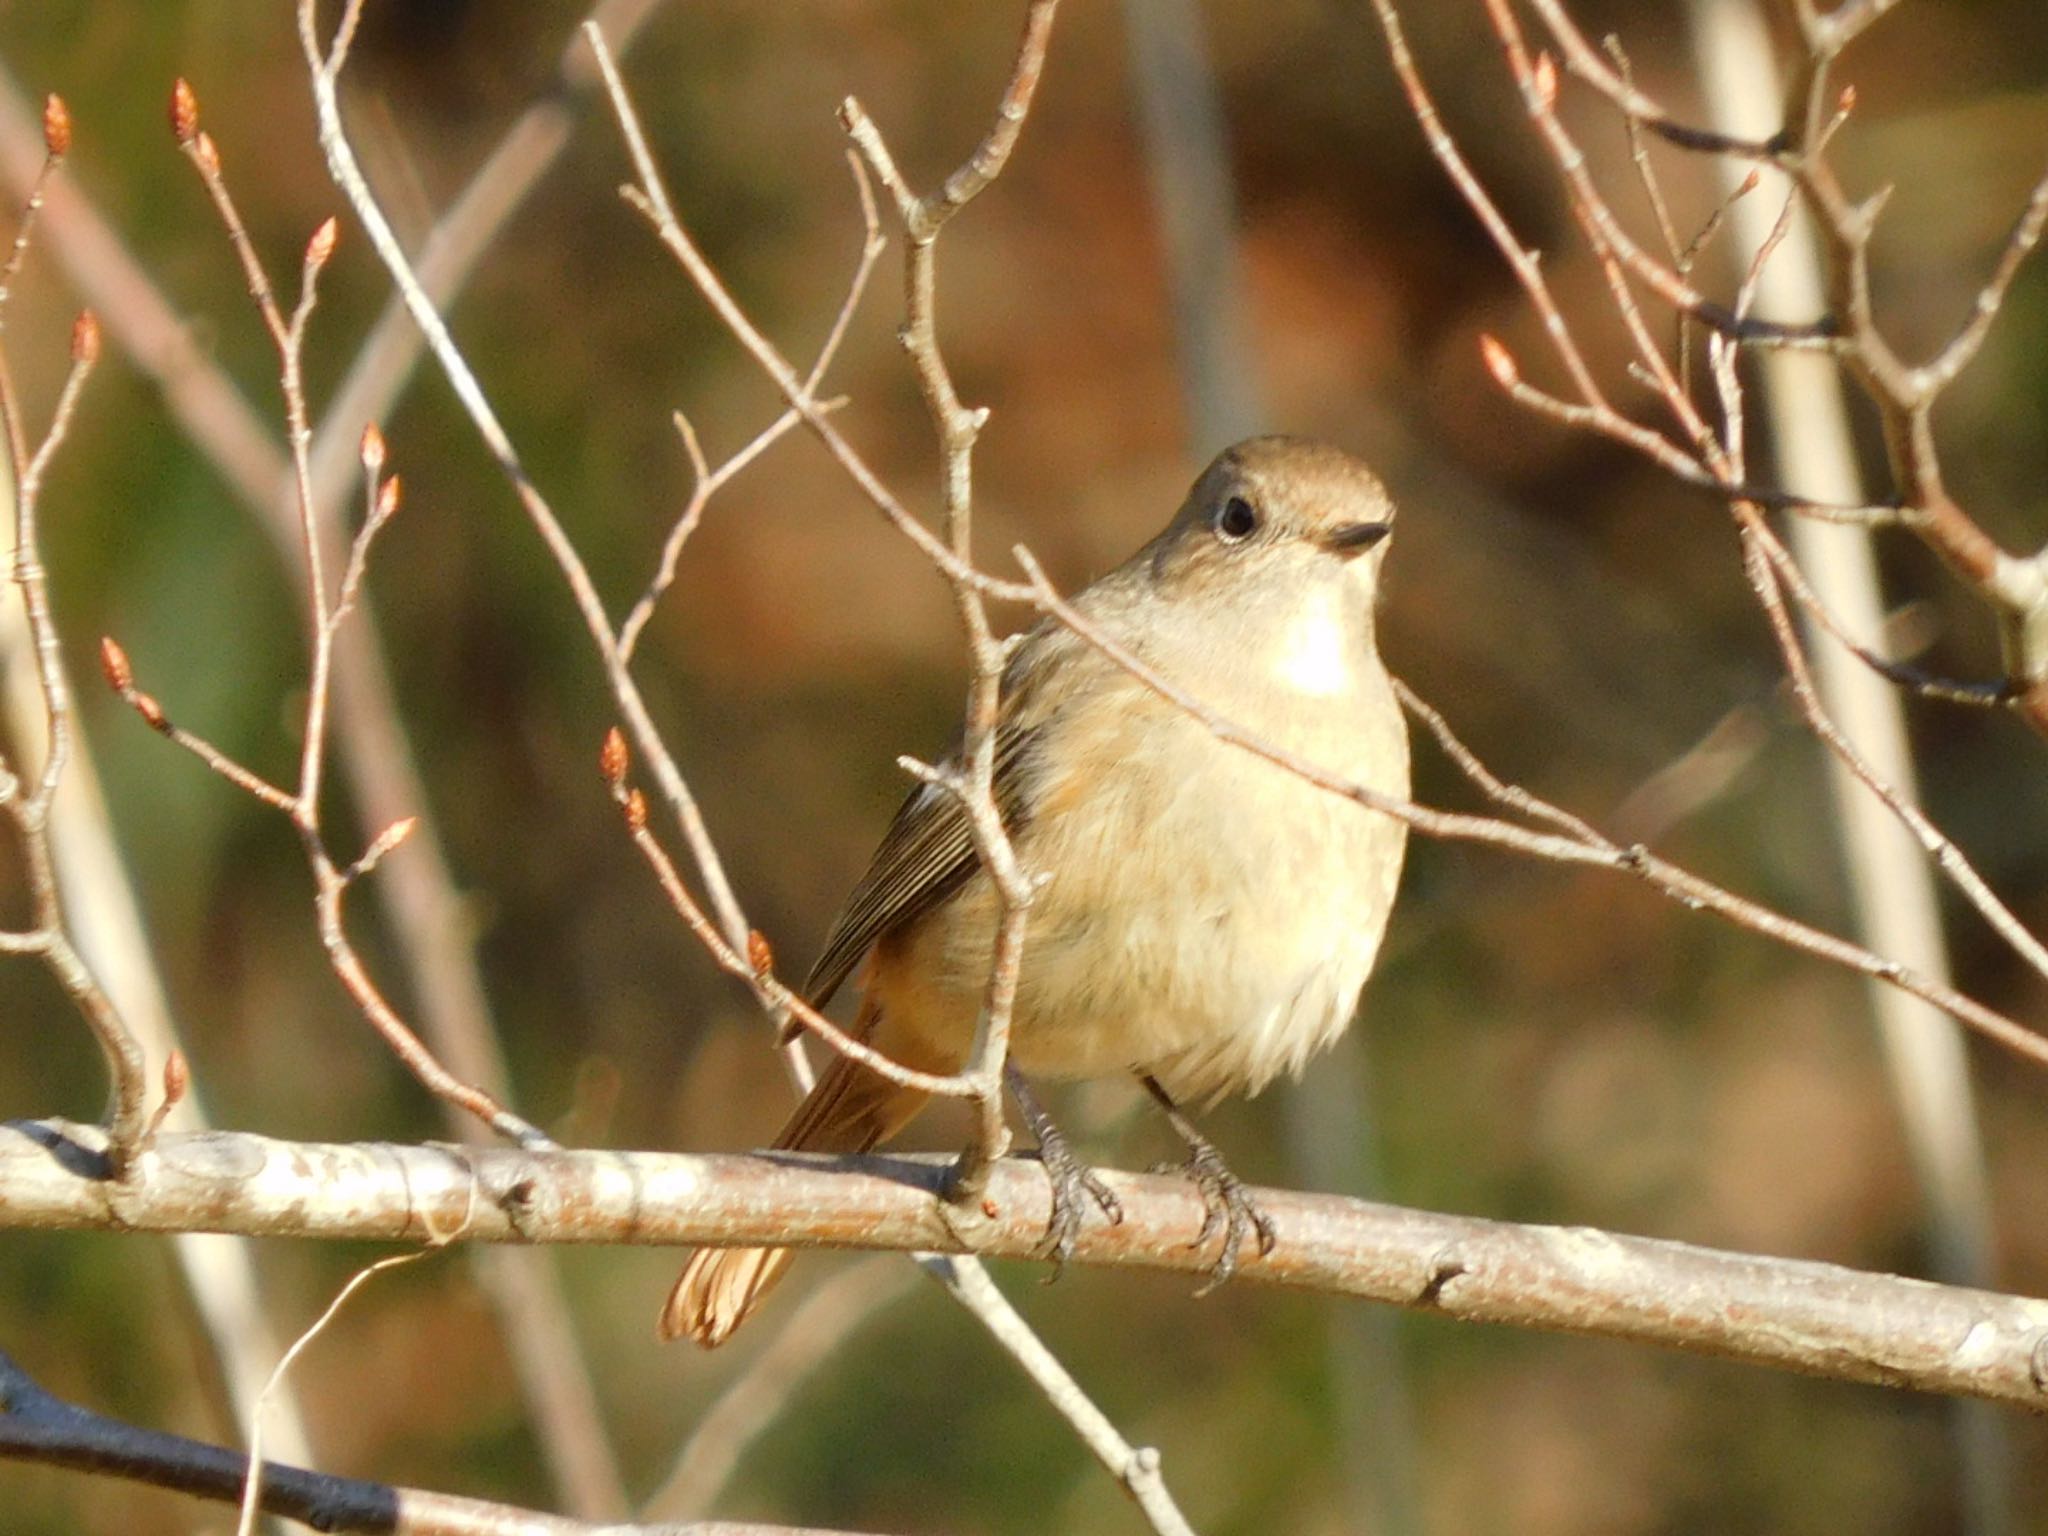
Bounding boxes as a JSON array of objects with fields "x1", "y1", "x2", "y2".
[
  {"x1": 236, "y1": 1251, "x2": 432, "y2": 1536},
  {"x1": 1, "y1": 34, "x2": 659, "y2": 1512},
  {"x1": 641, "y1": 1257, "x2": 915, "y2": 1521},
  {"x1": 616, "y1": 151, "x2": 881, "y2": 664},
  {"x1": 0, "y1": 128, "x2": 148, "y2": 1170},
  {"x1": 1518, "y1": 0, "x2": 2048, "y2": 737},
  {"x1": 592, "y1": 6, "x2": 1065, "y2": 1186},
  {"x1": 117, "y1": 97, "x2": 547, "y2": 1149},
  {"x1": 916, "y1": 1254, "x2": 1198, "y2": 1534},
  {"x1": 298, "y1": 0, "x2": 771, "y2": 1048},
  {"x1": 605, "y1": 763, "x2": 975, "y2": 1099}
]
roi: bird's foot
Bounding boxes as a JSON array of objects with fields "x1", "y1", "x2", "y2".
[
  {"x1": 1033, "y1": 1129, "x2": 1125, "y2": 1276},
  {"x1": 1006, "y1": 1064, "x2": 1122, "y2": 1279},
  {"x1": 1138, "y1": 1072, "x2": 1276, "y2": 1293},
  {"x1": 1160, "y1": 1136, "x2": 1277, "y2": 1294}
]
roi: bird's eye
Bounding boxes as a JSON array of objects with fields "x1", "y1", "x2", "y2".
[{"x1": 1216, "y1": 494, "x2": 1259, "y2": 542}]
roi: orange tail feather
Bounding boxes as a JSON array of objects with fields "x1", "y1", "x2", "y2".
[{"x1": 661, "y1": 1016, "x2": 929, "y2": 1346}]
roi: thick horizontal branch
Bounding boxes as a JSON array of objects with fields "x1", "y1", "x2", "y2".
[{"x1": 7, "y1": 1121, "x2": 2048, "y2": 1410}]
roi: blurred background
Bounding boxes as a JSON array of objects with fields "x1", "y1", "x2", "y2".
[{"x1": 4, "y1": 1, "x2": 2048, "y2": 1531}]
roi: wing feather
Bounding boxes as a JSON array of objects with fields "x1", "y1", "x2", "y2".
[{"x1": 802, "y1": 635, "x2": 1062, "y2": 1007}]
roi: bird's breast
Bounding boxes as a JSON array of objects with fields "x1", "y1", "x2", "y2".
[
  {"x1": 1267, "y1": 581, "x2": 1363, "y2": 698},
  {"x1": 1005, "y1": 654, "x2": 1408, "y2": 1097}
]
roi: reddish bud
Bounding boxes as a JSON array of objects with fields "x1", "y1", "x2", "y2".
[
  {"x1": 42, "y1": 94, "x2": 70, "y2": 158},
  {"x1": 747, "y1": 929, "x2": 774, "y2": 976},
  {"x1": 169, "y1": 78, "x2": 199, "y2": 145},
  {"x1": 1738, "y1": 169, "x2": 1762, "y2": 196},
  {"x1": 980, "y1": 1197, "x2": 1001, "y2": 1219},
  {"x1": 624, "y1": 788, "x2": 648, "y2": 831},
  {"x1": 98, "y1": 635, "x2": 132, "y2": 693},
  {"x1": 1479, "y1": 333, "x2": 1519, "y2": 387},
  {"x1": 307, "y1": 215, "x2": 339, "y2": 266},
  {"x1": 375, "y1": 474, "x2": 401, "y2": 522},
  {"x1": 162, "y1": 1049, "x2": 189, "y2": 1107},
  {"x1": 600, "y1": 727, "x2": 629, "y2": 786},
  {"x1": 1838, "y1": 84, "x2": 1856, "y2": 115},
  {"x1": 359, "y1": 421, "x2": 386, "y2": 474},
  {"x1": 1533, "y1": 52, "x2": 1558, "y2": 111},
  {"x1": 70, "y1": 310, "x2": 100, "y2": 364},
  {"x1": 134, "y1": 692, "x2": 168, "y2": 732},
  {"x1": 192, "y1": 131, "x2": 220, "y2": 178}
]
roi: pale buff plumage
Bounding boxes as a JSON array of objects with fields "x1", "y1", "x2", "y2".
[{"x1": 664, "y1": 437, "x2": 1410, "y2": 1347}]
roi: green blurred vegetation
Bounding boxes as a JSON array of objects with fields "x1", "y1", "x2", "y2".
[{"x1": 4, "y1": 1, "x2": 2048, "y2": 1531}]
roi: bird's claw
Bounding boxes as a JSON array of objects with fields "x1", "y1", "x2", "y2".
[
  {"x1": 1158, "y1": 1140, "x2": 1276, "y2": 1294},
  {"x1": 1034, "y1": 1135, "x2": 1124, "y2": 1279}
]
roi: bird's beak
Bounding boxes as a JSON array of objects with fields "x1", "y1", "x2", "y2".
[{"x1": 1322, "y1": 520, "x2": 1392, "y2": 558}]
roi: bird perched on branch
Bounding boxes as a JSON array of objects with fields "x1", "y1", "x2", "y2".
[{"x1": 663, "y1": 436, "x2": 1411, "y2": 1346}]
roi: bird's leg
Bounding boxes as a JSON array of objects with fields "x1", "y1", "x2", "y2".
[
  {"x1": 1139, "y1": 1073, "x2": 1277, "y2": 1292},
  {"x1": 1005, "y1": 1064, "x2": 1123, "y2": 1277}
]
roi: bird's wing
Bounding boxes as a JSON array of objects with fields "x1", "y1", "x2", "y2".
[{"x1": 802, "y1": 632, "x2": 1065, "y2": 1008}]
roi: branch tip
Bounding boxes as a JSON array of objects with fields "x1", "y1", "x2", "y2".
[
  {"x1": 139, "y1": 1050, "x2": 187, "y2": 1151},
  {"x1": 1480, "y1": 332, "x2": 1520, "y2": 386},
  {"x1": 358, "y1": 420, "x2": 386, "y2": 473},
  {"x1": 41, "y1": 94, "x2": 70, "y2": 158},
  {"x1": 70, "y1": 309, "x2": 100, "y2": 364},
  {"x1": 169, "y1": 77, "x2": 199, "y2": 145},
  {"x1": 307, "y1": 214, "x2": 339, "y2": 266},
  {"x1": 97, "y1": 635, "x2": 132, "y2": 693},
  {"x1": 624, "y1": 787, "x2": 648, "y2": 832},
  {"x1": 162, "y1": 1047, "x2": 189, "y2": 1106},
  {"x1": 347, "y1": 817, "x2": 418, "y2": 882},
  {"x1": 373, "y1": 473, "x2": 400, "y2": 521},
  {"x1": 1533, "y1": 51, "x2": 1558, "y2": 110},
  {"x1": 599, "y1": 727, "x2": 629, "y2": 787}
]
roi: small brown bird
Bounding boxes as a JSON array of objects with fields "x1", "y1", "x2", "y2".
[{"x1": 663, "y1": 436, "x2": 1411, "y2": 1346}]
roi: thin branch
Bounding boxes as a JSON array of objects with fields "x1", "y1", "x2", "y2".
[
  {"x1": 641, "y1": 1257, "x2": 916, "y2": 1521},
  {"x1": 593, "y1": 8, "x2": 1065, "y2": 1192},
  {"x1": 916, "y1": 1254, "x2": 1198, "y2": 1534},
  {"x1": 0, "y1": 93, "x2": 61, "y2": 314},
  {"x1": 136, "y1": 108, "x2": 548, "y2": 1150},
  {"x1": 1518, "y1": 0, "x2": 2048, "y2": 734},
  {"x1": 0, "y1": 19, "x2": 664, "y2": 1514},
  {"x1": 298, "y1": 0, "x2": 760, "y2": 978},
  {"x1": 1363, "y1": 0, "x2": 1613, "y2": 410},
  {"x1": 616, "y1": 150, "x2": 882, "y2": 664},
  {"x1": 1920, "y1": 157, "x2": 2048, "y2": 393},
  {"x1": 0, "y1": 158, "x2": 147, "y2": 1169},
  {"x1": 606, "y1": 768, "x2": 978, "y2": 1099},
  {"x1": 237, "y1": 1251, "x2": 432, "y2": 1536}
]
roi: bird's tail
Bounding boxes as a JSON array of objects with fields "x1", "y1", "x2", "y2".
[{"x1": 660, "y1": 1008, "x2": 929, "y2": 1347}]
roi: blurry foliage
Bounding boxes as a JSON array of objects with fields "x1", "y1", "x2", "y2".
[{"x1": 4, "y1": 2, "x2": 2048, "y2": 1532}]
